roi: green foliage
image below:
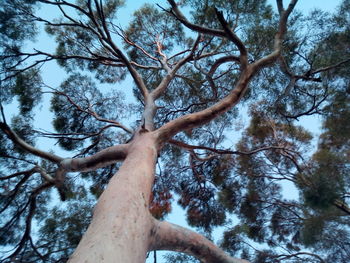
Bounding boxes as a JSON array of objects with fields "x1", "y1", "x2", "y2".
[
  {"x1": 183, "y1": 0, "x2": 270, "y2": 27},
  {"x1": 269, "y1": 205, "x2": 300, "y2": 243},
  {"x1": 0, "y1": 0, "x2": 37, "y2": 44},
  {"x1": 218, "y1": 181, "x2": 242, "y2": 212},
  {"x1": 163, "y1": 252, "x2": 199, "y2": 263},
  {"x1": 221, "y1": 226, "x2": 245, "y2": 254},
  {"x1": 50, "y1": 73, "x2": 128, "y2": 150},
  {"x1": 125, "y1": 4, "x2": 185, "y2": 61},
  {"x1": 300, "y1": 147, "x2": 347, "y2": 210},
  {"x1": 300, "y1": 216, "x2": 325, "y2": 246},
  {"x1": 11, "y1": 69, "x2": 42, "y2": 115},
  {"x1": 45, "y1": 0, "x2": 126, "y2": 83},
  {"x1": 11, "y1": 115, "x2": 36, "y2": 151},
  {"x1": 303, "y1": 169, "x2": 343, "y2": 209},
  {"x1": 321, "y1": 90, "x2": 350, "y2": 149},
  {"x1": 37, "y1": 195, "x2": 94, "y2": 262},
  {"x1": 0, "y1": 0, "x2": 38, "y2": 104},
  {"x1": 178, "y1": 176, "x2": 227, "y2": 232},
  {"x1": 1, "y1": 0, "x2": 350, "y2": 262}
]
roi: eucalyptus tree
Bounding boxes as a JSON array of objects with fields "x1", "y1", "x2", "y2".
[{"x1": 0, "y1": 0, "x2": 349, "y2": 263}]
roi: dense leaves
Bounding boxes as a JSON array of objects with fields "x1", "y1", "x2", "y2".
[
  {"x1": 0, "y1": 0, "x2": 38, "y2": 103},
  {"x1": 0, "y1": 0, "x2": 349, "y2": 262}
]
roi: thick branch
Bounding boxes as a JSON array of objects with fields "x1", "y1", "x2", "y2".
[
  {"x1": 155, "y1": 1, "x2": 298, "y2": 144},
  {"x1": 59, "y1": 143, "x2": 129, "y2": 172},
  {"x1": 276, "y1": 0, "x2": 284, "y2": 15},
  {"x1": 215, "y1": 9, "x2": 248, "y2": 68},
  {"x1": 155, "y1": 67, "x2": 253, "y2": 144},
  {"x1": 0, "y1": 122, "x2": 63, "y2": 163},
  {"x1": 54, "y1": 143, "x2": 129, "y2": 200},
  {"x1": 142, "y1": 97, "x2": 157, "y2": 131},
  {"x1": 252, "y1": 0, "x2": 298, "y2": 70},
  {"x1": 150, "y1": 220, "x2": 249, "y2": 263},
  {"x1": 194, "y1": 55, "x2": 240, "y2": 99},
  {"x1": 208, "y1": 56, "x2": 240, "y2": 76}
]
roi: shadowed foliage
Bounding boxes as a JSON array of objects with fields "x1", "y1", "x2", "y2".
[{"x1": 0, "y1": 0, "x2": 349, "y2": 262}]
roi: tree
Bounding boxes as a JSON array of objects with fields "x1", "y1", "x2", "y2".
[{"x1": 0, "y1": 0, "x2": 349, "y2": 262}]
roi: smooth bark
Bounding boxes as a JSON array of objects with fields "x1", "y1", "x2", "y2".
[
  {"x1": 1, "y1": 1, "x2": 301, "y2": 262},
  {"x1": 60, "y1": 144, "x2": 129, "y2": 172},
  {"x1": 68, "y1": 132, "x2": 158, "y2": 263},
  {"x1": 151, "y1": 220, "x2": 249, "y2": 263},
  {"x1": 67, "y1": 131, "x2": 249, "y2": 263}
]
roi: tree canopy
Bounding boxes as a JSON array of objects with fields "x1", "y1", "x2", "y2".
[{"x1": 0, "y1": 0, "x2": 349, "y2": 262}]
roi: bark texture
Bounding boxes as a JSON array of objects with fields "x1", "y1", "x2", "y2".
[
  {"x1": 151, "y1": 220, "x2": 249, "y2": 263},
  {"x1": 0, "y1": 0, "x2": 300, "y2": 262},
  {"x1": 68, "y1": 133, "x2": 158, "y2": 263}
]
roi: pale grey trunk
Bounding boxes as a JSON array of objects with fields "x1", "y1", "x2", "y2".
[{"x1": 68, "y1": 133, "x2": 158, "y2": 263}]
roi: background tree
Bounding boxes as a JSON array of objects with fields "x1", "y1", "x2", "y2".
[{"x1": 0, "y1": 0, "x2": 349, "y2": 262}]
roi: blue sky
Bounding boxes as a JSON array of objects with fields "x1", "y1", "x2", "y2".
[{"x1": 2, "y1": 0, "x2": 343, "y2": 262}]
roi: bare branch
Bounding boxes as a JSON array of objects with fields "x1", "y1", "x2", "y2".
[
  {"x1": 0, "y1": 171, "x2": 32, "y2": 213},
  {"x1": 333, "y1": 199, "x2": 350, "y2": 215},
  {"x1": 39, "y1": 0, "x2": 149, "y2": 99},
  {"x1": 59, "y1": 143, "x2": 129, "y2": 173},
  {"x1": 215, "y1": 9, "x2": 248, "y2": 68},
  {"x1": 0, "y1": 103, "x2": 7, "y2": 124},
  {"x1": 169, "y1": 139, "x2": 299, "y2": 156},
  {"x1": 0, "y1": 168, "x2": 36, "y2": 181},
  {"x1": 151, "y1": 35, "x2": 201, "y2": 100},
  {"x1": 0, "y1": 122, "x2": 63, "y2": 163},
  {"x1": 165, "y1": 0, "x2": 226, "y2": 37},
  {"x1": 154, "y1": 67, "x2": 253, "y2": 144},
  {"x1": 275, "y1": 251, "x2": 326, "y2": 263},
  {"x1": 252, "y1": 0, "x2": 298, "y2": 70},
  {"x1": 130, "y1": 61, "x2": 161, "y2": 70},
  {"x1": 150, "y1": 220, "x2": 250, "y2": 263},
  {"x1": 34, "y1": 124, "x2": 117, "y2": 141},
  {"x1": 6, "y1": 182, "x2": 54, "y2": 261},
  {"x1": 37, "y1": 0, "x2": 91, "y2": 18},
  {"x1": 312, "y1": 57, "x2": 350, "y2": 75},
  {"x1": 48, "y1": 89, "x2": 133, "y2": 134},
  {"x1": 118, "y1": 29, "x2": 159, "y2": 62}
]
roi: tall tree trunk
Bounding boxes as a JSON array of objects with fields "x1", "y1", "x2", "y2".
[{"x1": 68, "y1": 132, "x2": 158, "y2": 263}]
